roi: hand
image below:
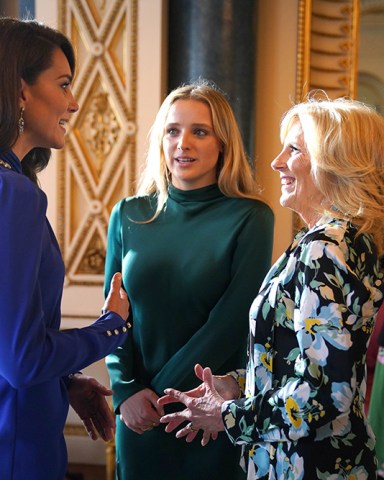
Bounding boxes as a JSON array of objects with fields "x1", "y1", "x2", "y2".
[
  {"x1": 159, "y1": 366, "x2": 225, "y2": 446},
  {"x1": 68, "y1": 374, "x2": 115, "y2": 442},
  {"x1": 194, "y1": 364, "x2": 241, "y2": 401},
  {"x1": 119, "y1": 388, "x2": 164, "y2": 435},
  {"x1": 102, "y1": 273, "x2": 129, "y2": 320},
  {"x1": 158, "y1": 364, "x2": 240, "y2": 409}
]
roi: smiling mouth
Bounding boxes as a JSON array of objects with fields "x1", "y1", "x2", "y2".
[
  {"x1": 281, "y1": 177, "x2": 295, "y2": 186},
  {"x1": 176, "y1": 157, "x2": 195, "y2": 163}
]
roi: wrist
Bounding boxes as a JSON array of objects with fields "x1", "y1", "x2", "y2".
[{"x1": 224, "y1": 374, "x2": 241, "y2": 399}]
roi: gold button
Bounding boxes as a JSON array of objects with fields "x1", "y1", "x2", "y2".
[
  {"x1": 114, "y1": 329, "x2": 119, "y2": 335},
  {"x1": 107, "y1": 330, "x2": 112, "y2": 336}
]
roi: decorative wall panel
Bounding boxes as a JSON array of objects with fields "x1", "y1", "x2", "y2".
[
  {"x1": 58, "y1": 0, "x2": 138, "y2": 286},
  {"x1": 297, "y1": 0, "x2": 359, "y2": 100}
]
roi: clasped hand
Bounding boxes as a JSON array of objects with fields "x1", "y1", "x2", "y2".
[{"x1": 158, "y1": 364, "x2": 240, "y2": 446}]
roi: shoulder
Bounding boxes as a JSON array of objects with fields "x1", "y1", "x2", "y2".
[
  {"x1": 304, "y1": 217, "x2": 375, "y2": 253},
  {"x1": 298, "y1": 217, "x2": 353, "y2": 247},
  {"x1": 296, "y1": 217, "x2": 378, "y2": 271},
  {"x1": 0, "y1": 170, "x2": 46, "y2": 212},
  {"x1": 226, "y1": 196, "x2": 274, "y2": 216},
  {"x1": 110, "y1": 194, "x2": 156, "y2": 222}
]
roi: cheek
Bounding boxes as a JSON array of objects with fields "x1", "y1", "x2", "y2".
[{"x1": 206, "y1": 144, "x2": 220, "y2": 164}]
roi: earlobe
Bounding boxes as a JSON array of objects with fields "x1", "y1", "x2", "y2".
[{"x1": 19, "y1": 78, "x2": 28, "y2": 106}]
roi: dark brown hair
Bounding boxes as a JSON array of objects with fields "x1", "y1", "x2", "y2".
[{"x1": 0, "y1": 17, "x2": 75, "y2": 183}]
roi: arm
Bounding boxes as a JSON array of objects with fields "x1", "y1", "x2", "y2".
[
  {"x1": 151, "y1": 205, "x2": 274, "y2": 394},
  {"x1": 223, "y1": 232, "x2": 384, "y2": 445},
  {"x1": 104, "y1": 202, "x2": 142, "y2": 409},
  {"x1": 104, "y1": 202, "x2": 164, "y2": 432},
  {"x1": 0, "y1": 175, "x2": 129, "y2": 389}
]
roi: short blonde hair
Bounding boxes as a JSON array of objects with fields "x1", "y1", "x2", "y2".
[
  {"x1": 137, "y1": 80, "x2": 262, "y2": 220},
  {"x1": 281, "y1": 94, "x2": 384, "y2": 255}
]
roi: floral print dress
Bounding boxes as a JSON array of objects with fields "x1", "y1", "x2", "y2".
[{"x1": 222, "y1": 217, "x2": 384, "y2": 479}]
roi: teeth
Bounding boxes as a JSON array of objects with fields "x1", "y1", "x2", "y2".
[
  {"x1": 177, "y1": 158, "x2": 193, "y2": 163},
  {"x1": 281, "y1": 178, "x2": 294, "y2": 185}
]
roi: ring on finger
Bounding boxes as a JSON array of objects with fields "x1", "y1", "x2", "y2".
[{"x1": 188, "y1": 423, "x2": 199, "y2": 432}]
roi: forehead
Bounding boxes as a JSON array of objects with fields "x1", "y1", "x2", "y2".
[
  {"x1": 166, "y1": 98, "x2": 212, "y2": 123},
  {"x1": 283, "y1": 120, "x2": 304, "y2": 143}
]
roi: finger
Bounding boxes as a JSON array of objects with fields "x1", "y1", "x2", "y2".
[
  {"x1": 182, "y1": 384, "x2": 206, "y2": 398},
  {"x1": 176, "y1": 427, "x2": 199, "y2": 443},
  {"x1": 91, "y1": 382, "x2": 113, "y2": 395},
  {"x1": 89, "y1": 412, "x2": 110, "y2": 439},
  {"x1": 157, "y1": 394, "x2": 177, "y2": 406},
  {"x1": 201, "y1": 431, "x2": 212, "y2": 447},
  {"x1": 162, "y1": 388, "x2": 189, "y2": 406},
  {"x1": 203, "y1": 367, "x2": 217, "y2": 393},
  {"x1": 99, "y1": 407, "x2": 116, "y2": 429},
  {"x1": 93, "y1": 414, "x2": 115, "y2": 442},
  {"x1": 160, "y1": 411, "x2": 189, "y2": 425},
  {"x1": 148, "y1": 394, "x2": 164, "y2": 417},
  {"x1": 102, "y1": 426, "x2": 115, "y2": 442},
  {"x1": 194, "y1": 363, "x2": 204, "y2": 381},
  {"x1": 163, "y1": 418, "x2": 187, "y2": 433},
  {"x1": 82, "y1": 418, "x2": 98, "y2": 441}
]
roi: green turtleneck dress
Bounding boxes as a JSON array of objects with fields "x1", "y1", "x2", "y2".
[{"x1": 105, "y1": 184, "x2": 274, "y2": 479}]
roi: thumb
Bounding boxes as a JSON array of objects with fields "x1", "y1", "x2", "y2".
[
  {"x1": 119, "y1": 286, "x2": 129, "y2": 303},
  {"x1": 150, "y1": 393, "x2": 164, "y2": 416},
  {"x1": 110, "y1": 272, "x2": 122, "y2": 291}
]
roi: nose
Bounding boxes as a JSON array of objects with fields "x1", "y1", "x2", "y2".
[
  {"x1": 68, "y1": 90, "x2": 79, "y2": 113},
  {"x1": 177, "y1": 131, "x2": 190, "y2": 150},
  {"x1": 271, "y1": 150, "x2": 286, "y2": 171}
]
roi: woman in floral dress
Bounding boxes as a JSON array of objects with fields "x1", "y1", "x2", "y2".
[{"x1": 159, "y1": 96, "x2": 384, "y2": 479}]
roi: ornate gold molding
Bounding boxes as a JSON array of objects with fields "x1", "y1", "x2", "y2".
[
  {"x1": 58, "y1": 0, "x2": 138, "y2": 286},
  {"x1": 297, "y1": 0, "x2": 360, "y2": 101}
]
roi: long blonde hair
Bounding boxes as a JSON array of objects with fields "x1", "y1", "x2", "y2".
[
  {"x1": 137, "y1": 80, "x2": 263, "y2": 220},
  {"x1": 281, "y1": 95, "x2": 384, "y2": 255}
]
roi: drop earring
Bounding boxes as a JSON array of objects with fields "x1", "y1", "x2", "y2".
[{"x1": 18, "y1": 107, "x2": 25, "y2": 135}]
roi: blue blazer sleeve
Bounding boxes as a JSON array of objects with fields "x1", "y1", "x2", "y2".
[{"x1": 0, "y1": 171, "x2": 129, "y2": 389}]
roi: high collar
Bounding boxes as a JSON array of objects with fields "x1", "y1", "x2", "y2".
[{"x1": 168, "y1": 183, "x2": 223, "y2": 203}]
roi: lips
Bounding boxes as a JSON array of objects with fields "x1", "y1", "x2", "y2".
[
  {"x1": 59, "y1": 119, "x2": 69, "y2": 132},
  {"x1": 175, "y1": 157, "x2": 195, "y2": 163},
  {"x1": 281, "y1": 176, "x2": 295, "y2": 186}
]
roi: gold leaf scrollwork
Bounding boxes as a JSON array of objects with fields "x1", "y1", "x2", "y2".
[{"x1": 83, "y1": 92, "x2": 119, "y2": 172}]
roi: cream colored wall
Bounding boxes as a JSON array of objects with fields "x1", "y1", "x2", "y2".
[
  {"x1": 255, "y1": 0, "x2": 298, "y2": 262},
  {"x1": 34, "y1": 0, "x2": 298, "y2": 466}
]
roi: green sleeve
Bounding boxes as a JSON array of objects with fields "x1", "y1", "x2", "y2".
[
  {"x1": 104, "y1": 202, "x2": 144, "y2": 411},
  {"x1": 151, "y1": 204, "x2": 274, "y2": 395}
]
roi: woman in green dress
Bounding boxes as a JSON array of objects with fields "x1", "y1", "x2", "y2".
[{"x1": 104, "y1": 80, "x2": 274, "y2": 479}]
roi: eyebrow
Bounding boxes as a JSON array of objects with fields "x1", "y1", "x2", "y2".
[
  {"x1": 166, "y1": 122, "x2": 213, "y2": 129},
  {"x1": 57, "y1": 74, "x2": 73, "y2": 82}
]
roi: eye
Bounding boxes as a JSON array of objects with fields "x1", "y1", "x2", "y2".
[
  {"x1": 166, "y1": 127, "x2": 179, "y2": 136},
  {"x1": 194, "y1": 128, "x2": 207, "y2": 137},
  {"x1": 61, "y1": 82, "x2": 70, "y2": 90},
  {"x1": 289, "y1": 144, "x2": 300, "y2": 154}
]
